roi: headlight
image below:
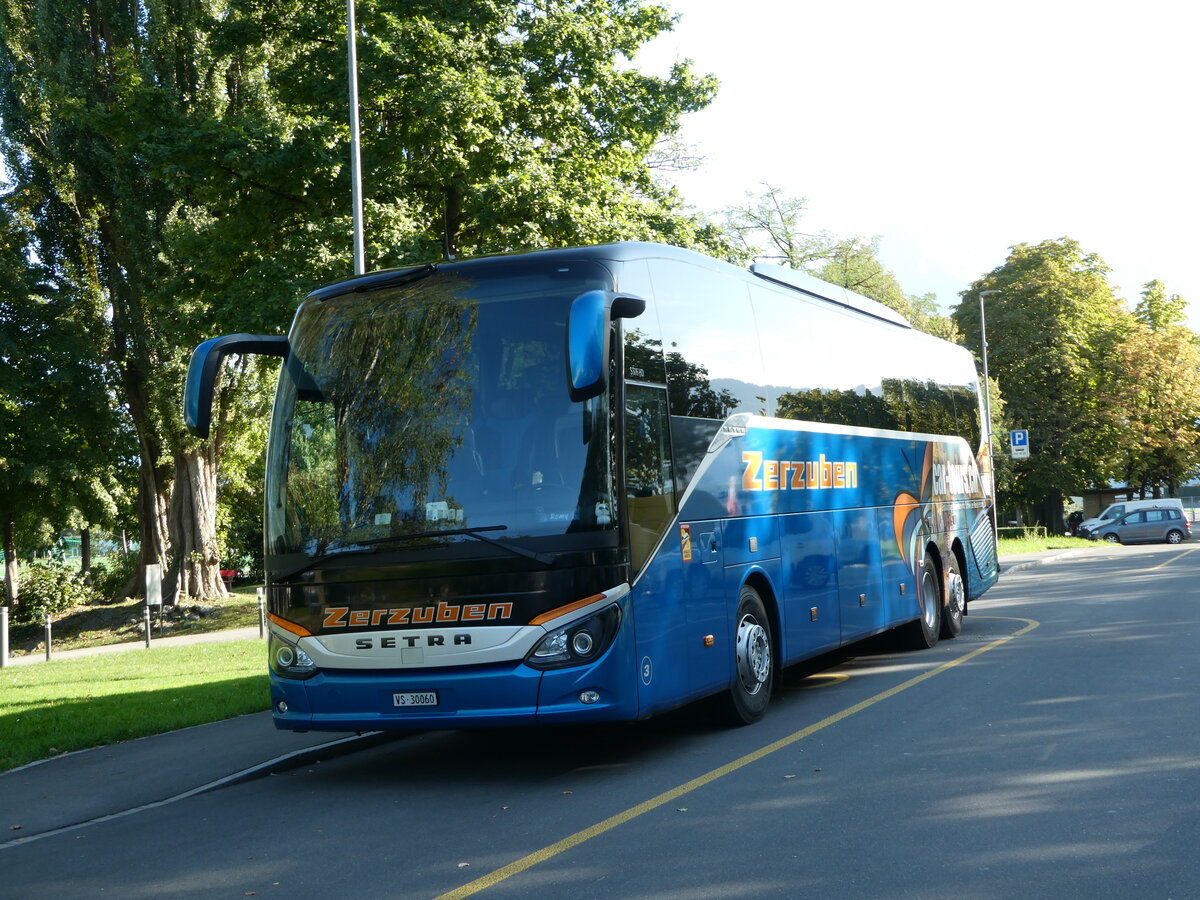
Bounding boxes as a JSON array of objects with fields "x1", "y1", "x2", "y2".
[
  {"x1": 526, "y1": 604, "x2": 621, "y2": 670},
  {"x1": 269, "y1": 634, "x2": 318, "y2": 679}
]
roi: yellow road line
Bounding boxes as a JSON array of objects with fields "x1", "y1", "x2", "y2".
[
  {"x1": 794, "y1": 673, "x2": 850, "y2": 690},
  {"x1": 435, "y1": 616, "x2": 1039, "y2": 900},
  {"x1": 1145, "y1": 545, "x2": 1200, "y2": 572}
]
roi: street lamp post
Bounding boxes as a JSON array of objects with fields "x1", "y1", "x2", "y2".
[
  {"x1": 978, "y1": 290, "x2": 1001, "y2": 447},
  {"x1": 347, "y1": 0, "x2": 365, "y2": 276},
  {"x1": 979, "y1": 289, "x2": 1001, "y2": 533}
]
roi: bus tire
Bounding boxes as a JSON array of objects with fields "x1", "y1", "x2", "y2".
[
  {"x1": 900, "y1": 555, "x2": 941, "y2": 650},
  {"x1": 940, "y1": 550, "x2": 965, "y2": 639},
  {"x1": 712, "y1": 585, "x2": 774, "y2": 726}
]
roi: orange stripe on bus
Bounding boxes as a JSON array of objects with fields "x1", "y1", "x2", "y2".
[
  {"x1": 529, "y1": 594, "x2": 607, "y2": 627},
  {"x1": 268, "y1": 612, "x2": 313, "y2": 637}
]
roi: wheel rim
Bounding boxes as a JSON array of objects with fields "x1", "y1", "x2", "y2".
[
  {"x1": 1167, "y1": 531, "x2": 1182, "y2": 544},
  {"x1": 920, "y1": 567, "x2": 939, "y2": 630},
  {"x1": 1105, "y1": 534, "x2": 1119, "y2": 543},
  {"x1": 947, "y1": 571, "x2": 965, "y2": 619},
  {"x1": 735, "y1": 614, "x2": 771, "y2": 696}
]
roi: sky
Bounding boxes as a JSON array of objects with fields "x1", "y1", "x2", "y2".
[{"x1": 633, "y1": 0, "x2": 1200, "y2": 331}]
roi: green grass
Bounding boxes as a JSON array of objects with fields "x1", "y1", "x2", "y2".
[
  {"x1": 997, "y1": 533, "x2": 1093, "y2": 555},
  {"x1": 0, "y1": 640, "x2": 269, "y2": 773}
]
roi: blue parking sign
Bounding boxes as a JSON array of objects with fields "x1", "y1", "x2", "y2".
[{"x1": 1010, "y1": 429, "x2": 1030, "y2": 459}]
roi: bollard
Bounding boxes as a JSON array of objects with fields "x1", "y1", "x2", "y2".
[
  {"x1": 257, "y1": 587, "x2": 266, "y2": 639},
  {"x1": 44, "y1": 612, "x2": 52, "y2": 661},
  {"x1": 1, "y1": 606, "x2": 8, "y2": 669}
]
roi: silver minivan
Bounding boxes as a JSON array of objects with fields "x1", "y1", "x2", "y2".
[
  {"x1": 1090, "y1": 507, "x2": 1192, "y2": 545},
  {"x1": 1078, "y1": 498, "x2": 1186, "y2": 538}
]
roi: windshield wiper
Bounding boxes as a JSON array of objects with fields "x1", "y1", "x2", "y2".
[
  {"x1": 359, "y1": 526, "x2": 554, "y2": 566},
  {"x1": 270, "y1": 525, "x2": 552, "y2": 584},
  {"x1": 354, "y1": 524, "x2": 508, "y2": 547},
  {"x1": 431, "y1": 527, "x2": 555, "y2": 566}
]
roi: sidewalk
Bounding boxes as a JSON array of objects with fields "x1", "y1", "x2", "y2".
[
  {"x1": 1, "y1": 547, "x2": 1087, "y2": 847},
  {"x1": 0, "y1": 713, "x2": 393, "y2": 849}
]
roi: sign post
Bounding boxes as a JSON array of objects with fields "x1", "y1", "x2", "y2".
[
  {"x1": 145, "y1": 563, "x2": 162, "y2": 646},
  {"x1": 1010, "y1": 429, "x2": 1030, "y2": 460}
]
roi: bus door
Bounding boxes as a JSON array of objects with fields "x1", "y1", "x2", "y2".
[
  {"x1": 624, "y1": 383, "x2": 729, "y2": 701},
  {"x1": 682, "y1": 518, "x2": 727, "y2": 695},
  {"x1": 624, "y1": 383, "x2": 689, "y2": 707}
]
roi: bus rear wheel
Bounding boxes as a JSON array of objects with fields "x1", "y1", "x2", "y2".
[
  {"x1": 899, "y1": 555, "x2": 941, "y2": 650},
  {"x1": 711, "y1": 585, "x2": 774, "y2": 726},
  {"x1": 940, "y1": 551, "x2": 965, "y2": 640}
]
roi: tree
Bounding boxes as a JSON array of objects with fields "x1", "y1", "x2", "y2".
[
  {"x1": 953, "y1": 238, "x2": 1130, "y2": 530},
  {"x1": 721, "y1": 185, "x2": 958, "y2": 339},
  {"x1": 1107, "y1": 282, "x2": 1200, "y2": 497},
  {"x1": 721, "y1": 185, "x2": 857, "y2": 270},
  {"x1": 0, "y1": 0, "x2": 723, "y2": 600},
  {"x1": 0, "y1": 190, "x2": 121, "y2": 607},
  {"x1": 810, "y1": 236, "x2": 959, "y2": 341},
  {"x1": 1133, "y1": 279, "x2": 1188, "y2": 332}
]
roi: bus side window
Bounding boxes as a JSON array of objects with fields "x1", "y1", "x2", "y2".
[{"x1": 625, "y1": 383, "x2": 675, "y2": 572}]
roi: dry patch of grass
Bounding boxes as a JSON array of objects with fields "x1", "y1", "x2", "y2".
[{"x1": 6, "y1": 587, "x2": 263, "y2": 657}]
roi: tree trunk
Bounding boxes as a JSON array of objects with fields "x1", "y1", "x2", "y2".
[
  {"x1": 135, "y1": 443, "x2": 173, "y2": 602},
  {"x1": 3, "y1": 518, "x2": 18, "y2": 606},
  {"x1": 167, "y1": 446, "x2": 228, "y2": 602},
  {"x1": 80, "y1": 527, "x2": 92, "y2": 582},
  {"x1": 1038, "y1": 491, "x2": 1065, "y2": 534},
  {"x1": 442, "y1": 185, "x2": 462, "y2": 260}
]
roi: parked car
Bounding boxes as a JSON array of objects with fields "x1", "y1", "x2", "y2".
[
  {"x1": 1077, "y1": 498, "x2": 1186, "y2": 538},
  {"x1": 1089, "y1": 507, "x2": 1192, "y2": 544}
]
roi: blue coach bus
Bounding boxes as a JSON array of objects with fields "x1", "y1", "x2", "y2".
[{"x1": 185, "y1": 242, "x2": 998, "y2": 730}]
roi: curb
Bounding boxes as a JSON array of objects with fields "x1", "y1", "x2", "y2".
[{"x1": 999, "y1": 548, "x2": 1087, "y2": 575}]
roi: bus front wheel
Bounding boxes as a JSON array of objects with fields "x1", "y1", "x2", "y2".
[{"x1": 712, "y1": 585, "x2": 774, "y2": 726}]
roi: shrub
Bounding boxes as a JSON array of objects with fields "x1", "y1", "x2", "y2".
[
  {"x1": 91, "y1": 553, "x2": 139, "y2": 601},
  {"x1": 2, "y1": 563, "x2": 100, "y2": 625}
]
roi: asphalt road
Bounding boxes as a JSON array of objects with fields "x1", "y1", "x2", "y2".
[{"x1": 4, "y1": 543, "x2": 1199, "y2": 899}]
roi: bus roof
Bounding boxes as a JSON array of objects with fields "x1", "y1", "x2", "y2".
[{"x1": 305, "y1": 242, "x2": 910, "y2": 329}]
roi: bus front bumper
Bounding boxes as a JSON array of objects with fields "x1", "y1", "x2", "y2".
[{"x1": 270, "y1": 653, "x2": 638, "y2": 732}]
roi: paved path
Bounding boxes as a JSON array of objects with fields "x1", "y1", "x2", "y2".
[{"x1": 2, "y1": 625, "x2": 264, "y2": 667}]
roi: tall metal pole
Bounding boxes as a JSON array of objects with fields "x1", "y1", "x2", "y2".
[
  {"x1": 978, "y1": 290, "x2": 1001, "y2": 449},
  {"x1": 347, "y1": 0, "x2": 366, "y2": 276},
  {"x1": 979, "y1": 289, "x2": 1002, "y2": 533}
]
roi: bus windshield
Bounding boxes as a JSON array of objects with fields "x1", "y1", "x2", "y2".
[{"x1": 265, "y1": 260, "x2": 617, "y2": 558}]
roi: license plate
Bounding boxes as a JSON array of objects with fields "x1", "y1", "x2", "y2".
[{"x1": 393, "y1": 691, "x2": 438, "y2": 708}]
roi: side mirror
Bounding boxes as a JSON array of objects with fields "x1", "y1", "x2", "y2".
[
  {"x1": 566, "y1": 290, "x2": 645, "y2": 402},
  {"x1": 184, "y1": 334, "x2": 289, "y2": 438}
]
